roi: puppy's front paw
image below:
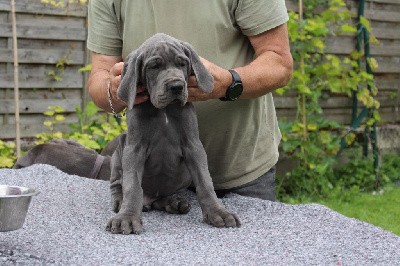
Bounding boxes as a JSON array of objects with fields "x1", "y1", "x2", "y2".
[
  {"x1": 106, "y1": 214, "x2": 143, "y2": 235},
  {"x1": 203, "y1": 208, "x2": 241, "y2": 228}
]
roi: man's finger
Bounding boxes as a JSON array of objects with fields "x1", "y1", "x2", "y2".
[
  {"x1": 188, "y1": 75, "x2": 197, "y2": 87},
  {"x1": 187, "y1": 87, "x2": 209, "y2": 102},
  {"x1": 111, "y1": 62, "x2": 124, "y2": 76},
  {"x1": 111, "y1": 75, "x2": 121, "y2": 92}
]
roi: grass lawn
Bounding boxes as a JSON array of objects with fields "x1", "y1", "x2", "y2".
[{"x1": 316, "y1": 185, "x2": 400, "y2": 236}]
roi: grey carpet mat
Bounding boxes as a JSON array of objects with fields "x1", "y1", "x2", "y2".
[{"x1": 1, "y1": 164, "x2": 399, "y2": 265}]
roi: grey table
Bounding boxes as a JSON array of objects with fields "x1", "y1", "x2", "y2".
[{"x1": 1, "y1": 165, "x2": 399, "y2": 265}]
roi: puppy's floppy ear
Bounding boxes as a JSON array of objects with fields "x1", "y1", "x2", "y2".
[
  {"x1": 181, "y1": 42, "x2": 214, "y2": 93},
  {"x1": 117, "y1": 50, "x2": 143, "y2": 110}
]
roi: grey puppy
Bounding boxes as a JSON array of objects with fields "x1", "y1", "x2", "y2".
[
  {"x1": 13, "y1": 139, "x2": 111, "y2": 180},
  {"x1": 107, "y1": 33, "x2": 241, "y2": 235}
]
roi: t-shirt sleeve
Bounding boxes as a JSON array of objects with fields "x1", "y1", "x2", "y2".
[
  {"x1": 87, "y1": 0, "x2": 122, "y2": 56},
  {"x1": 235, "y1": 0, "x2": 289, "y2": 36}
]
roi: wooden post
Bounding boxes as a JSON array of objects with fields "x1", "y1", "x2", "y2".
[
  {"x1": 298, "y1": 0, "x2": 308, "y2": 141},
  {"x1": 10, "y1": 0, "x2": 20, "y2": 157}
]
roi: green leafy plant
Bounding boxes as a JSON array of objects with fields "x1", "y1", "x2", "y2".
[
  {"x1": 332, "y1": 150, "x2": 389, "y2": 193},
  {"x1": 47, "y1": 52, "x2": 72, "y2": 82},
  {"x1": 35, "y1": 105, "x2": 66, "y2": 144},
  {"x1": 380, "y1": 153, "x2": 400, "y2": 184},
  {"x1": 41, "y1": 0, "x2": 87, "y2": 7},
  {"x1": 0, "y1": 140, "x2": 16, "y2": 168},
  {"x1": 280, "y1": 151, "x2": 400, "y2": 204},
  {"x1": 69, "y1": 101, "x2": 99, "y2": 137},
  {"x1": 277, "y1": 0, "x2": 380, "y2": 199},
  {"x1": 68, "y1": 101, "x2": 126, "y2": 150},
  {"x1": 79, "y1": 64, "x2": 92, "y2": 73},
  {"x1": 0, "y1": 102, "x2": 126, "y2": 168},
  {"x1": 36, "y1": 102, "x2": 126, "y2": 152}
]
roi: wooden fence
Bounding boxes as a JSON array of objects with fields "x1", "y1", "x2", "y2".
[
  {"x1": 281, "y1": 0, "x2": 400, "y2": 124},
  {"x1": 0, "y1": 0, "x2": 87, "y2": 139},
  {"x1": 0, "y1": 0, "x2": 399, "y2": 140}
]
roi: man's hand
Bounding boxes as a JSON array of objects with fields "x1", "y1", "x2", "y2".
[
  {"x1": 88, "y1": 52, "x2": 149, "y2": 113},
  {"x1": 187, "y1": 57, "x2": 230, "y2": 102},
  {"x1": 109, "y1": 62, "x2": 148, "y2": 106}
]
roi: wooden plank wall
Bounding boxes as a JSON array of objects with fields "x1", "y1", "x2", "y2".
[
  {"x1": 0, "y1": 0, "x2": 399, "y2": 140},
  {"x1": 0, "y1": 0, "x2": 87, "y2": 139},
  {"x1": 280, "y1": 0, "x2": 400, "y2": 124}
]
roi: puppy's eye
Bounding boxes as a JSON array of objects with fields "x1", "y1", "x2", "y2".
[
  {"x1": 146, "y1": 58, "x2": 163, "y2": 70},
  {"x1": 147, "y1": 63, "x2": 161, "y2": 70},
  {"x1": 175, "y1": 57, "x2": 188, "y2": 68},
  {"x1": 176, "y1": 61, "x2": 187, "y2": 68}
]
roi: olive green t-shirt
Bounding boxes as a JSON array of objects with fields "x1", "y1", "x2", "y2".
[{"x1": 87, "y1": 0, "x2": 288, "y2": 189}]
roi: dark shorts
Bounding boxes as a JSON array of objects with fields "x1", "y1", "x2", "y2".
[{"x1": 215, "y1": 166, "x2": 276, "y2": 201}]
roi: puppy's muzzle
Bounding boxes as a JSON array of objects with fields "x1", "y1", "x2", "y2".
[
  {"x1": 165, "y1": 80, "x2": 187, "y2": 106},
  {"x1": 167, "y1": 80, "x2": 185, "y2": 95}
]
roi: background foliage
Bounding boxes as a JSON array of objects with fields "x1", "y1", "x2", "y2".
[
  {"x1": 276, "y1": 0, "x2": 383, "y2": 200},
  {"x1": 0, "y1": 140, "x2": 16, "y2": 168},
  {"x1": 35, "y1": 102, "x2": 126, "y2": 152}
]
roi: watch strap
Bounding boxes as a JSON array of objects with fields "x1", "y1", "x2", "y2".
[
  {"x1": 220, "y1": 69, "x2": 243, "y2": 101},
  {"x1": 229, "y1": 69, "x2": 241, "y2": 84}
]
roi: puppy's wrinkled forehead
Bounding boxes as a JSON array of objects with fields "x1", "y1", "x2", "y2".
[{"x1": 144, "y1": 41, "x2": 188, "y2": 64}]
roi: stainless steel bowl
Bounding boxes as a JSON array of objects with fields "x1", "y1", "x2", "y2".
[{"x1": 0, "y1": 185, "x2": 39, "y2": 232}]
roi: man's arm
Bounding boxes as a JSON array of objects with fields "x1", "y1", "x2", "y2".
[
  {"x1": 87, "y1": 52, "x2": 148, "y2": 113},
  {"x1": 188, "y1": 23, "x2": 293, "y2": 101},
  {"x1": 88, "y1": 24, "x2": 293, "y2": 109}
]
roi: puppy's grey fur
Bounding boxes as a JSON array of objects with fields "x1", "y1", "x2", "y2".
[
  {"x1": 107, "y1": 33, "x2": 240, "y2": 235},
  {"x1": 13, "y1": 139, "x2": 111, "y2": 181}
]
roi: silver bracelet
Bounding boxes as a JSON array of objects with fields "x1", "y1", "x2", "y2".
[{"x1": 106, "y1": 79, "x2": 123, "y2": 119}]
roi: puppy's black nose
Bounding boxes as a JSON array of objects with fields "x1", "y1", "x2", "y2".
[{"x1": 169, "y1": 82, "x2": 184, "y2": 94}]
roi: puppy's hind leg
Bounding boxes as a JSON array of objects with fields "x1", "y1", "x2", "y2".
[{"x1": 151, "y1": 195, "x2": 191, "y2": 214}]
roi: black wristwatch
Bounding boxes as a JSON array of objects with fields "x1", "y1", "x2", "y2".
[{"x1": 220, "y1": 69, "x2": 243, "y2": 101}]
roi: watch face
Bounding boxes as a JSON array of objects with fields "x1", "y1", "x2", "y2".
[
  {"x1": 228, "y1": 83, "x2": 243, "y2": 100},
  {"x1": 220, "y1": 69, "x2": 243, "y2": 101}
]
